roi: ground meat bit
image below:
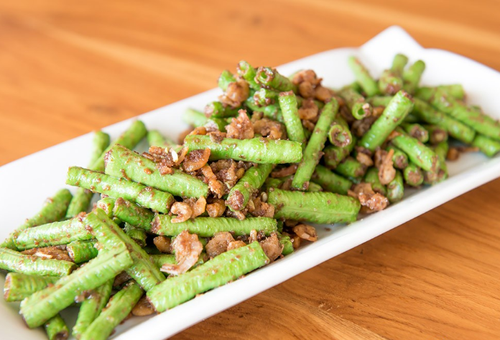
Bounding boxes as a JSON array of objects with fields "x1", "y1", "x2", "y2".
[
  {"x1": 351, "y1": 116, "x2": 377, "y2": 137},
  {"x1": 153, "y1": 236, "x2": 171, "y2": 253},
  {"x1": 373, "y1": 148, "x2": 386, "y2": 169},
  {"x1": 292, "y1": 224, "x2": 318, "y2": 242},
  {"x1": 208, "y1": 130, "x2": 227, "y2": 143},
  {"x1": 284, "y1": 219, "x2": 299, "y2": 227},
  {"x1": 355, "y1": 146, "x2": 374, "y2": 167},
  {"x1": 349, "y1": 183, "x2": 389, "y2": 213},
  {"x1": 447, "y1": 147, "x2": 460, "y2": 161},
  {"x1": 183, "y1": 197, "x2": 206, "y2": 218},
  {"x1": 226, "y1": 110, "x2": 254, "y2": 140},
  {"x1": 205, "y1": 232, "x2": 235, "y2": 258},
  {"x1": 291, "y1": 234, "x2": 302, "y2": 250},
  {"x1": 271, "y1": 164, "x2": 297, "y2": 178},
  {"x1": 183, "y1": 148, "x2": 211, "y2": 172},
  {"x1": 259, "y1": 233, "x2": 283, "y2": 262},
  {"x1": 253, "y1": 118, "x2": 285, "y2": 140},
  {"x1": 292, "y1": 70, "x2": 322, "y2": 86},
  {"x1": 225, "y1": 209, "x2": 246, "y2": 220},
  {"x1": 113, "y1": 271, "x2": 132, "y2": 287},
  {"x1": 161, "y1": 230, "x2": 203, "y2": 276},
  {"x1": 298, "y1": 81, "x2": 315, "y2": 98},
  {"x1": 189, "y1": 126, "x2": 207, "y2": 136},
  {"x1": 315, "y1": 86, "x2": 334, "y2": 102},
  {"x1": 378, "y1": 148, "x2": 396, "y2": 185},
  {"x1": 302, "y1": 119, "x2": 316, "y2": 132},
  {"x1": 372, "y1": 106, "x2": 385, "y2": 117},
  {"x1": 22, "y1": 246, "x2": 72, "y2": 262},
  {"x1": 170, "y1": 202, "x2": 194, "y2": 223},
  {"x1": 206, "y1": 198, "x2": 226, "y2": 217},
  {"x1": 132, "y1": 296, "x2": 155, "y2": 316},
  {"x1": 298, "y1": 98, "x2": 319, "y2": 120},
  {"x1": 145, "y1": 146, "x2": 175, "y2": 167},
  {"x1": 226, "y1": 190, "x2": 245, "y2": 211},
  {"x1": 248, "y1": 197, "x2": 275, "y2": 218},
  {"x1": 456, "y1": 146, "x2": 480, "y2": 153},
  {"x1": 201, "y1": 165, "x2": 225, "y2": 198},
  {"x1": 210, "y1": 159, "x2": 245, "y2": 190},
  {"x1": 227, "y1": 240, "x2": 247, "y2": 251},
  {"x1": 280, "y1": 177, "x2": 293, "y2": 190},
  {"x1": 219, "y1": 78, "x2": 250, "y2": 108}
]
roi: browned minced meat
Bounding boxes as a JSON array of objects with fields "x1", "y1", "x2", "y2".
[
  {"x1": 183, "y1": 197, "x2": 207, "y2": 218},
  {"x1": 377, "y1": 148, "x2": 396, "y2": 185},
  {"x1": 208, "y1": 130, "x2": 227, "y2": 143},
  {"x1": 226, "y1": 190, "x2": 245, "y2": 211},
  {"x1": 219, "y1": 78, "x2": 250, "y2": 108},
  {"x1": 271, "y1": 164, "x2": 297, "y2": 178},
  {"x1": 226, "y1": 110, "x2": 254, "y2": 140},
  {"x1": 225, "y1": 209, "x2": 246, "y2": 221},
  {"x1": 201, "y1": 165, "x2": 225, "y2": 198},
  {"x1": 205, "y1": 232, "x2": 235, "y2": 258},
  {"x1": 355, "y1": 146, "x2": 373, "y2": 167},
  {"x1": 210, "y1": 159, "x2": 246, "y2": 190},
  {"x1": 351, "y1": 115, "x2": 377, "y2": 137},
  {"x1": 292, "y1": 70, "x2": 322, "y2": 99},
  {"x1": 259, "y1": 233, "x2": 283, "y2": 262},
  {"x1": 248, "y1": 196, "x2": 275, "y2": 218},
  {"x1": 161, "y1": 230, "x2": 203, "y2": 276},
  {"x1": 292, "y1": 224, "x2": 318, "y2": 242},
  {"x1": 349, "y1": 183, "x2": 389, "y2": 213},
  {"x1": 298, "y1": 98, "x2": 319, "y2": 120},
  {"x1": 113, "y1": 271, "x2": 132, "y2": 287},
  {"x1": 170, "y1": 202, "x2": 193, "y2": 223},
  {"x1": 132, "y1": 296, "x2": 156, "y2": 316},
  {"x1": 22, "y1": 246, "x2": 72, "y2": 262},
  {"x1": 227, "y1": 240, "x2": 246, "y2": 251},
  {"x1": 206, "y1": 198, "x2": 226, "y2": 217},
  {"x1": 298, "y1": 81, "x2": 315, "y2": 98},
  {"x1": 302, "y1": 119, "x2": 315, "y2": 132},
  {"x1": 338, "y1": 105, "x2": 355, "y2": 124},
  {"x1": 447, "y1": 147, "x2": 460, "y2": 161},
  {"x1": 315, "y1": 86, "x2": 334, "y2": 102},
  {"x1": 456, "y1": 146, "x2": 480, "y2": 153},
  {"x1": 372, "y1": 106, "x2": 385, "y2": 118},
  {"x1": 183, "y1": 148, "x2": 211, "y2": 172},
  {"x1": 153, "y1": 236, "x2": 171, "y2": 253},
  {"x1": 253, "y1": 118, "x2": 285, "y2": 140}
]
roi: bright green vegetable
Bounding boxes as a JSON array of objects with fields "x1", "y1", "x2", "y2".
[
  {"x1": 347, "y1": 56, "x2": 379, "y2": 97},
  {"x1": 279, "y1": 235, "x2": 294, "y2": 256},
  {"x1": 80, "y1": 281, "x2": 143, "y2": 340},
  {"x1": 124, "y1": 223, "x2": 148, "y2": 247},
  {"x1": 338, "y1": 88, "x2": 371, "y2": 120},
  {"x1": 359, "y1": 91, "x2": 414, "y2": 151},
  {"x1": 387, "y1": 170, "x2": 404, "y2": 203},
  {"x1": 218, "y1": 70, "x2": 236, "y2": 91},
  {"x1": 45, "y1": 315, "x2": 69, "y2": 340},
  {"x1": 152, "y1": 215, "x2": 278, "y2": 237},
  {"x1": 402, "y1": 60, "x2": 425, "y2": 94},
  {"x1": 237, "y1": 60, "x2": 260, "y2": 90},
  {"x1": 0, "y1": 248, "x2": 76, "y2": 277},
  {"x1": 3, "y1": 273, "x2": 58, "y2": 302},
  {"x1": 403, "y1": 163, "x2": 424, "y2": 187},
  {"x1": 364, "y1": 167, "x2": 387, "y2": 195},
  {"x1": 268, "y1": 189, "x2": 360, "y2": 224},
  {"x1": 112, "y1": 197, "x2": 155, "y2": 231},
  {"x1": 227, "y1": 164, "x2": 273, "y2": 211},
  {"x1": 401, "y1": 123, "x2": 429, "y2": 143},
  {"x1": 278, "y1": 91, "x2": 306, "y2": 145},
  {"x1": 67, "y1": 240, "x2": 98, "y2": 264},
  {"x1": 311, "y1": 165, "x2": 352, "y2": 195},
  {"x1": 184, "y1": 135, "x2": 303, "y2": 164},
  {"x1": 104, "y1": 144, "x2": 208, "y2": 198},
  {"x1": 391, "y1": 129, "x2": 439, "y2": 173},
  {"x1": 255, "y1": 67, "x2": 297, "y2": 92},
  {"x1": 334, "y1": 157, "x2": 366, "y2": 180},
  {"x1": 472, "y1": 134, "x2": 500, "y2": 157},
  {"x1": 328, "y1": 116, "x2": 352, "y2": 147},
  {"x1": 204, "y1": 102, "x2": 239, "y2": 118},
  {"x1": 292, "y1": 100, "x2": 338, "y2": 190},
  {"x1": 66, "y1": 167, "x2": 175, "y2": 214},
  {"x1": 147, "y1": 242, "x2": 269, "y2": 312},
  {"x1": 323, "y1": 136, "x2": 357, "y2": 169},
  {"x1": 387, "y1": 145, "x2": 409, "y2": 170}
]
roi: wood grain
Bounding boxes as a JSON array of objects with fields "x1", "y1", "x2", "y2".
[{"x1": 1, "y1": 0, "x2": 499, "y2": 339}]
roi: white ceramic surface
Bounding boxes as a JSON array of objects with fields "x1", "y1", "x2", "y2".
[{"x1": 1, "y1": 26, "x2": 499, "y2": 340}]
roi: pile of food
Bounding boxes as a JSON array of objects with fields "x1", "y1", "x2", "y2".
[{"x1": 1, "y1": 54, "x2": 499, "y2": 340}]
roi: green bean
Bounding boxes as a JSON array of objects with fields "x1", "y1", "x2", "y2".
[
  {"x1": 67, "y1": 240, "x2": 98, "y2": 264},
  {"x1": 278, "y1": 91, "x2": 306, "y2": 145},
  {"x1": 67, "y1": 131, "x2": 111, "y2": 218},
  {"x1": 227, "y1": 164, "x2": 273, "y2": 211},
  {"x1": 218, "y1": 70, "x2": 236, "y2": 91},
  {"x1": 306, "y1": 181, "x2": 323, "y2": 192},
  {"x1": 417, "y1": 88, "x2": 500, "y2": 141},
  {"x1": 96, "y1": 197, "x2": 116, "y2": 217},
  {"x1": 359, "y1": 91, "x2": 414, "y2": 151},
  {"x1": 391, "y1": 129, "x2": 439, "y2": 173},
  {"x1": 14, "y1": 217, "x2": 92, "y2": 250},
  {"x1": 378, "y1": 69, "x2": 403, "y2": 95},
  {"x1": 387, "y1": 145, "x2": 409, "y2": 170},
  {"x1": 113, "y1": 197, "x2": 155, "y2": 231},
  {"x1": 147, "y1": 242, "x2": 268, "y2": 312},
  {"x1": 412, "y1": 97, "x2": 475, "y2": 144},
  {"x1": 152, "y1": 215, "x2": 277, "y2": 237},
  {"x1": 391, "y1": 54, "x2": 408, "y2": 74},
  {"x1": 67, "y1": 167, "x2": 174, "y2": 214},
  {"x1": 3, "y1": 273, "x2": 58, "y2": 302},
  {"x1": 124, "y1": 223, "x2": 148, "y2": 247},
  {"x1": 368, "y1": 95, "x2": 392, "y2": 107},
  {"x1": 334, "y1": 157, "x2": 366, "y2": 180},
  {"x1": 402, "y1": 60, "x2": 425, "y2": 94},
  {"x1": 292, "y1": 100, "x2": 338, "y2": 190},
  {"x1": 347, "y1": 56, "x2": 379, "y2": 97},
  {"x1": 20, "y1": 242, "x2": 133, "y2": 329},
  {"x1": 184, "y1": 135, "x2": 303, "y2": 164},
  {"x1": 279, "y1": 235, "x2": 294, "y2": 256},
  {"x1": 423, "y1": 124, "x2": 448, "y2": 145},
  {"x1": 253, "y1": 88, "x2": 279, "y2": 106},
  {"x1": 364, "y1": 167, "x2": 387, "y2": 195},
  {"x1": 89, "y1": 209, "x2": 165, "y2": 291},
  {"x1": 387, "y1": 170, "x2": 404, "y2": 203},
  {"x1": 0, "y1": 248, "x2": 76, "y2": 277},
  {"x1": 268, "y1": 189, "x2": 360, "y2": 224},
  {"x1": 183, "y1": 108, "x2": 209, "y2": 126},
  {"x1": 204, "y1": 102, "x2": 239, "y2": 118},
  {"x1": 150, "y1": 254, "x2": 176, "y2": 268},
  {"x1": 45, "y1": 315, "x2": 69, "y2": 340},
  {"x1": 472, "y1": 134, "x2": 500, "y2": 157},
  {"x1": 80, "y1": 281, "x2": 143, "y2": 340},
  {"x1": 403, "y1": 163, "x2": 424, "y2": 187},
  {"x1": 312, "y1": 165, "x2": 352, "y2": 195},
  {"x1": 338, "y1": 88, "x2": 371, "y2": 120},
  {"x1": 255, "y1": 67, "x2": 297, "y2": 92},
  {"x1": 323, "y1": 136, "x2": 357, "y2": 169},
  {"x1": 401, "y1": 123, "x2": 429, "y2": 143},
  {"x1": 2, "y1": 189, "x2": 73, "y2": 249},
  {"x1": 431, "y1": 141, "x2": 449, "y2": 183},
  {"x1": 245, "y1": 97, "x2": 284, "y2": 123},
  {"x1": 328, "y1": 116, "x2": 352, "y2": 147},
  {"x1": 73, "y1": 280, "x2": 113, "y2": 339},
  {"x1": 237, "y1": 60, "x2": 260, "y2": 90},
  {"x1": 419, "y1": 84, "x2": 465, "y2": 100},
  {"x1": 147, "y1": 130, "x2": 178, "y2": 149},
  {"x1": 90, "y1": 120, "x2": 147, "y2": 172}
]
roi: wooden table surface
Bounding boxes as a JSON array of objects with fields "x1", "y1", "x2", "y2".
[{"x1": 1, "y1": 1, "x2": 500, "y2": 339}]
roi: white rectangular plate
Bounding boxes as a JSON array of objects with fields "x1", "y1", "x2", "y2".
[{"x1": 1, "y1": 26, "x2": 499, "y2": 340}]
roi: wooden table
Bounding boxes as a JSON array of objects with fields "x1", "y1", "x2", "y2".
[{"x1": 1, "y1": 1, "x2": 499, "y2": 339}]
